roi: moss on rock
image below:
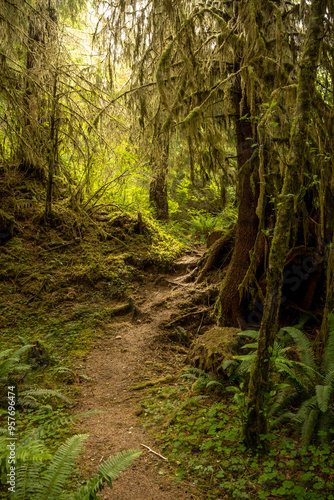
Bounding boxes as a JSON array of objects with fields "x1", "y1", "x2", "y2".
[{"x1": 186, "y1": 326, "x2": 241, "y2": 375}]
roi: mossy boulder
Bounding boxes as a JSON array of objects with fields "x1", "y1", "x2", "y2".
[{"x1": 186, "y1": 326, "x2": 242, "y2": 375}]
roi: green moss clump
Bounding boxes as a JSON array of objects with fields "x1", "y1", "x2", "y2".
[{"x1": 187, "y1": 326, "x2": 241, "y2": 375}]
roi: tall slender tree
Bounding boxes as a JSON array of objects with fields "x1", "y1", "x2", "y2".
[{"x1": 244, "y1": 0, "x2": 329, "y2": 449}]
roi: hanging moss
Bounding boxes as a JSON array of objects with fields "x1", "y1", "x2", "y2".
[{"x1": 180, "y1": 106, "x2": 202, "y2": 127}]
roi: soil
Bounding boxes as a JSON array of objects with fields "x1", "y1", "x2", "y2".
[{"x1": 73, "y1": 256, "x2": 207, "y2": 500}]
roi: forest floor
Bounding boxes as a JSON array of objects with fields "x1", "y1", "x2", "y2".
[
  {"x1": 2, "y1": 178, "x2": 334, "y2": 500},
  {"x1": 73, "y1": 254, "x2": 207, "y2": 500},
  {"x1": 1, "y1": 176, "x2": 218, "y2": 498}
]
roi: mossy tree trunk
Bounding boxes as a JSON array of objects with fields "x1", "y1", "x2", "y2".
[
  {"x1": 244, "y1": 0, "x2": 327, "y2": 451},
  {"x1": 149, "y1": 131, "x2": 169, "y2": 221},
  {"x1": 45, "y1": 67, "x2": 59, "y2": 223},
  {"x1": 20, "y1": 0, "x2": 58, "y2": 178},
  {"x1": 317, "y1": 240, "x2": 334, "y2": 357},
  {"x1": 219, "y1": 86, "x2": 259, "y2": 326}
]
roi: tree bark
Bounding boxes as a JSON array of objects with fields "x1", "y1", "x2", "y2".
[
  {"x1": 149, "y1": 132, "x2": 169, "y2": 221},
  {"x1": 219, "y1": 88, "x2": 260, "y2": 327},
  {"x1": 317, "y1": 238, "x2": 334, "y2": 358},
  {"x1": 244, "y1": 0, "x2": 327, "y2": 451},
  {"x1": 45, "y1": 68, "x2": 58, "y2": 223},
  {"x1": 19, "y1": 0, "x2": 58, "y2": 178}
]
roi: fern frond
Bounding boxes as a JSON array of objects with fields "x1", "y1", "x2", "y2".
[
  {"x1": 0, "y1": 344, "x2": 33, "y2": 383},
  {"x1": 37, "y1": 410, "x2": 105, "y2": 437},
  {"x1": 275, "y1": 360, "x2": 308, "y2": 387},
  {"x1": 268, "y1": 390, "x2": 301, "y2": 419},
  {"x1": 0, "y1": 344, "x2": 33, "y2": 360},
  {"x1": 0, "y1": 358, "x2": 31, "y2": 380},
  {"x1": 282, "y1": 327, "x2": 316, "y2": 370},
  {"x1": 206, "y1": 380, "x2": 223, "y2": 389},
  {"x1": 323, "y1": 367, "x2": 334, "y2": 385},
  {"x1": 269, "y1": 411, "x2": 296, "y2": 428},
  {"x1": 322, "y1": 315, "x2": 334, "y2": 373},
  {"x1": 241, "y1": 342, "x2": 258, "y2": 349},
  {"x1": 10, "y1": 344, "x2": 35, "y2": 358},
  {"x1": 232, "y1": 358, "x2": 254, "y2": 378},
  {"x1": 14, "y1": 462, "x2": 41, "y2": 500},
  {"x1": 74, "y1": 449, "x2": 142, "y2": 500},
  {"x1": 20, "y1": 388, "x2": 71, "y2": 404},
  {"x1": 17, "y1": 442, "x2": 51, "y2": 465},
  {"x1": 301, "y1": 407, "x2": 319, "y2": 446},
  {"x1": 293, "y1": 396, "x2": 318, "y2": 424},
  {"x1": 0, "y1": 348, "x2": 14, "y2": 360},
  {"x1": 19, "y1": 397, "x2": 43, "y2": 409},
  {"x1": 36, "y1": 434, "x2": 88, "y2": 500},
  {"x1": 237, "y1": 330, "x2": 259, "y2": 340},
  {"x1": 316, "y1": 384, "x2": 333, "y2": 413},
  {"x1": 233, "y1": 354, "x2": 256, "y2": 362},
  {"x1": 99, "y1": 449, "x2": 142, "y2": 481},
  {"x1": 222, "y1": 359, "x2": 237, "y2": 370}
]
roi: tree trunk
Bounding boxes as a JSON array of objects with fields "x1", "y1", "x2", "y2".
[
  {"x1": 45, "y1": 69, "x2": 58, "y2": 223},
  {"x1": 317, "y1": 238, "x2": 334, "y2": 358},
  {"x1": 219, "y1": 89, "x2": 259, "y2": 327},
  {"x1": 244, "y1": 0, "x2": 327, "y2": 451},
  {"x1": 19, "y1": 0, "x2": 58, "y2": 178},
  {"x1": 149, "y1": 133, "x2": 169, "y2": 221}
]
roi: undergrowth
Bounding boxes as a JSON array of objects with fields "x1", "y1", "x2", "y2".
[
  {"x1": 0, "y1": 175, "x2": 186, "y2": 497},
  {"x1": 139, "y1": 370, "x2": 334, "y2": 499}
]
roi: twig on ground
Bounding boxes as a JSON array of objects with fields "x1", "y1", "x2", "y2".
[{"x1": 140, "y1": 444, "x2": 167, "y2": 461}]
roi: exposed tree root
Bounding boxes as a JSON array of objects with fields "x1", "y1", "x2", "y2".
[
  {"x1": 130, "y1": 374, "x2": 177, "y2": 390},
  {"x1": 107, "y1": 296, "x2": 142, "y2": 319},
  {"x1": 196, "y1": 227, "x2": 236, "y2": 283},
  {"x1": 164, "y1": 306, "x2": 213, "y2": 328},
  {"x1": 171, "y1": 227, "x2": 236, "y2": 285}
]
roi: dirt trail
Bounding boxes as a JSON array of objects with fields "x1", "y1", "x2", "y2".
[{"x1": 74, "y1": 261, "x2": 205, "y2": 499}]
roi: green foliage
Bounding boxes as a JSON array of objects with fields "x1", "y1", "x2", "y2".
[
  {"x1": 144, "y1": 217, "x2": 184, "y2": 266},
  {"x1": 182, "y1": 367, "x2": 224, "y2": 393},
  {"x1": 0, "y1": 345, "x2": 70, "y2": 410},
  {"x1": 11, "y1": 432, "x2": 141, "y2": 500},
  {"x1": 0, "y1": 429, "x2": 52, "y2": 479},
  {"x1": 229, "y1": 316, "x2": 334, "y2": 445},
  {"x1": 73, "y1": 449, "x2": 142, "y2": 500},
  {"x1": 187, "y1": 211, "x2": 219, "y2": 241},
  {"x1": 0, "y1": 345, "x2": 33, "y2": 386},
  {"x1": 0, "y1": 335, "x2": 116, "y2": 496},
  {"x1": 273, "y1": 319, "x2": 334, "y2": 445},
  {"x1": 140, "y1": 370, "x2": 334, "y2": 499},
  {"x1": 18, "y1": 388, "x2": 71, "y2": 410}
]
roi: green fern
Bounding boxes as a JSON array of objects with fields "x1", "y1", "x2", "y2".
[
  {"x1": 0, "y1": 432, "x2": 51, "y2": 479},
  {"x1": 279, "y1": 326, "x2": 316, "y2": 373},
  {"x1": 322, "y1": 314, "x2": 334, "y2": 373},
  {"x1": 270, "y1": 315, "x2": 334, "y2": 444},
  {"x1": 40, "y1": 434, "x2": 88, "y2": 500},
  {"x1": 230, "y1": 317, "x2": 334, "y2": 444},
  {"x1": 19, "y1": 388, "x2": 71, "y2": 408},
  {"x1": 182, "y1": 367, "x2": 224, "y2": 392},
  {"x1": 0, "y1": 345, "x2": 33, "y2": 384},
  {"x1": 73, "y1": 449, "x2": 142, "y2": 500},
  {"x1": 10, "y1": 434, "x2": 141, "y2": 500}
]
